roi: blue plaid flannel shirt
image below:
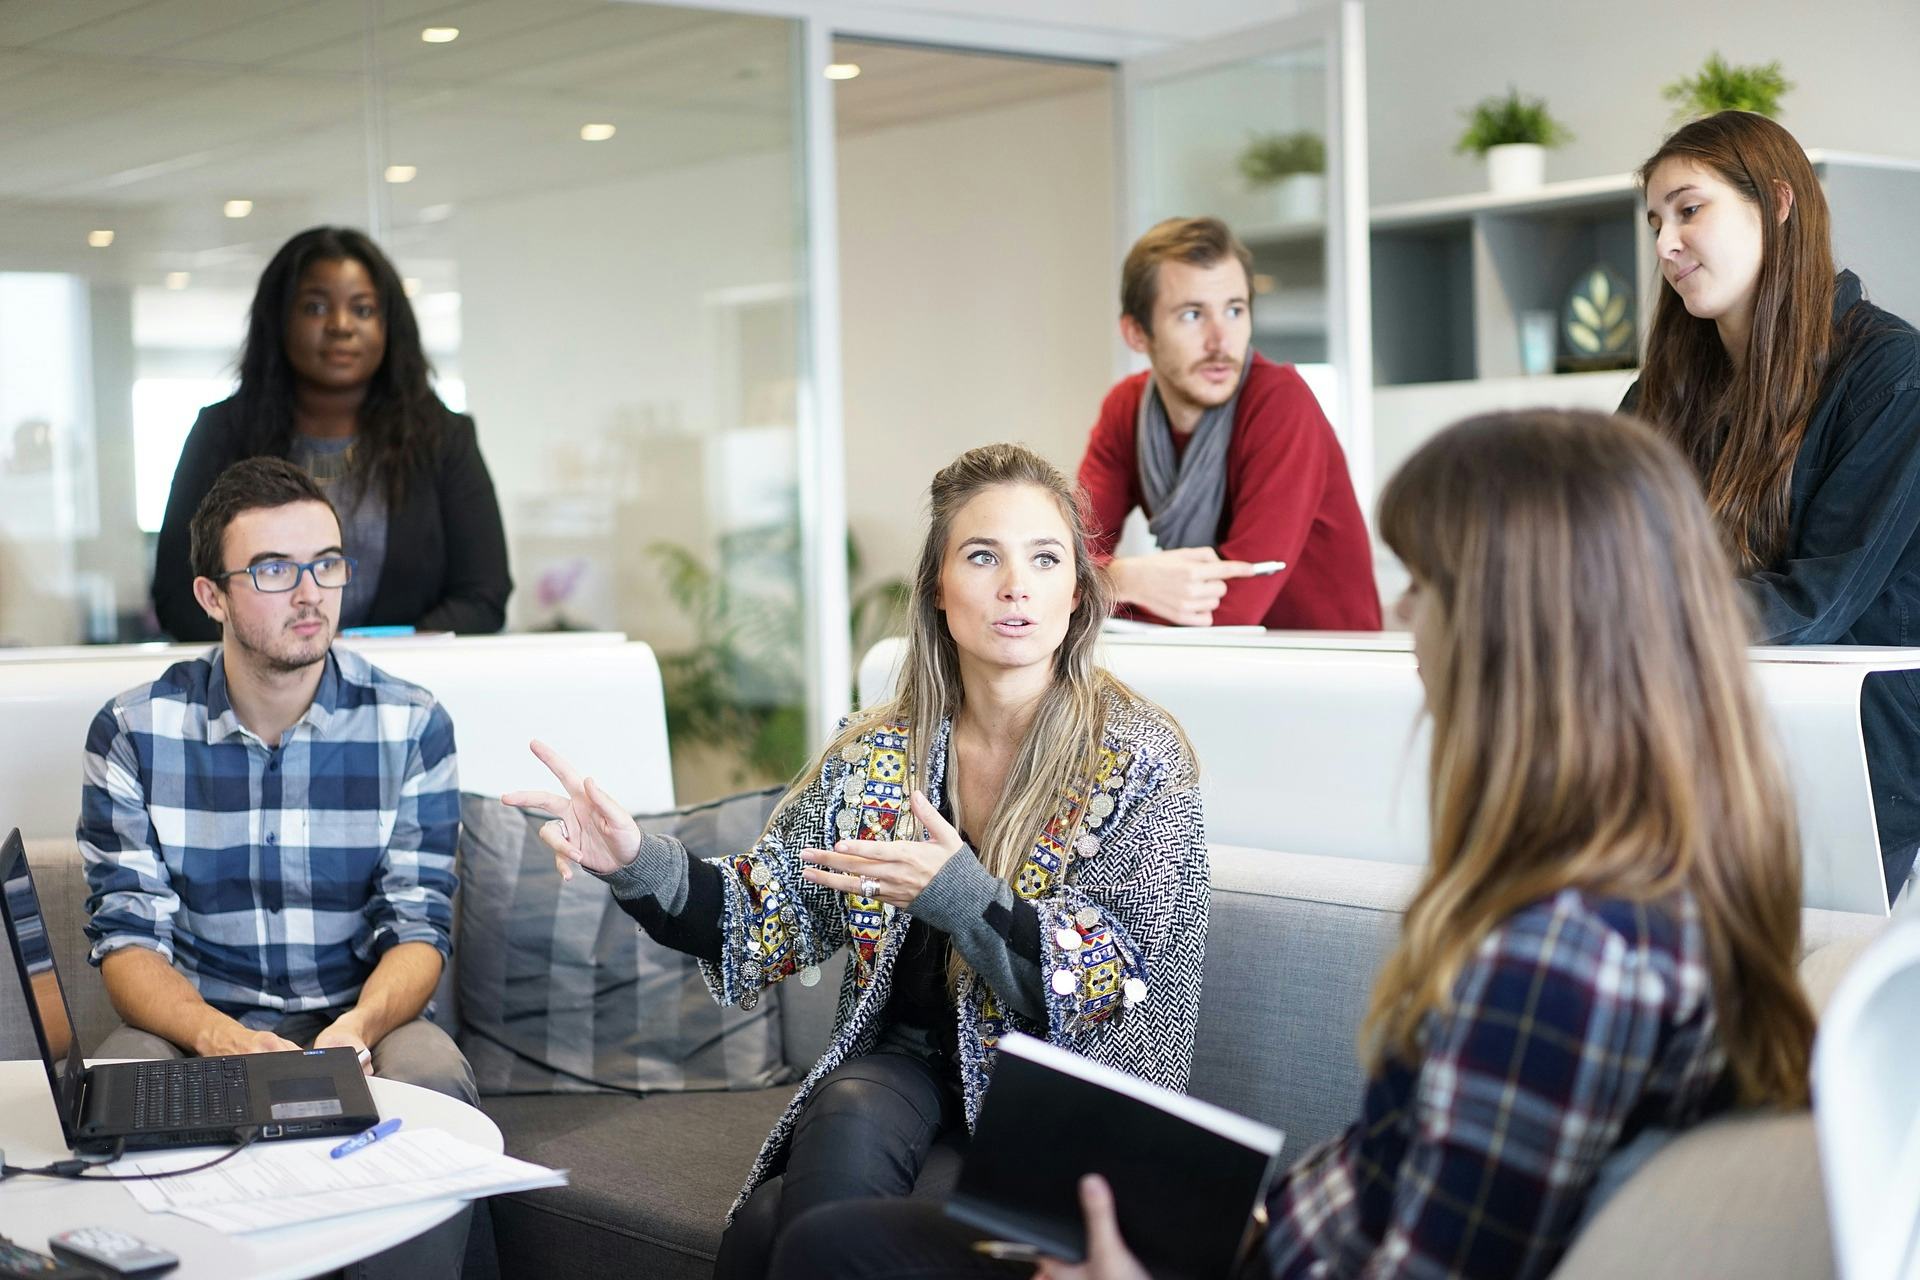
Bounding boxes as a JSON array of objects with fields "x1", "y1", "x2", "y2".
[
  {"x1": 78, "y1": 645, "x2": 459, "y2": 1027},
  {"x1": 1255, "y1": 889, "x2": 1732, "y2": 1279}
]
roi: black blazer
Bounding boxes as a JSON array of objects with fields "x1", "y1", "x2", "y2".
[
  {"x1": 1624, "y1": 271, "x2": 1920, "y2": 893},
  {"x1": 152, "y1": 396, "x2": 512, "y2": 640}
]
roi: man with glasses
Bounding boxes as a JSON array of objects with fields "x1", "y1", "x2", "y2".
[{"x1": 78, "y1": 458, "x2": 474, "y2": 1113}]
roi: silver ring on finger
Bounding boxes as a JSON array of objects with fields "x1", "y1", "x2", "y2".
[{"x1": 859, "y1": 875, "x2": 879, "y2": 898}]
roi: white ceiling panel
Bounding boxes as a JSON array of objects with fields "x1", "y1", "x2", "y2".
[
  {"x1": 831, "y1": 39, "x2": 1108, "y2": 135},
  {"x1": 0, "y1": 0, "x2": 150, "y2": 47},
  {"x1": 28, "y1": 0, "x2": 311, "y2": 58},
  {"x1": 0, "y1": 61, "x2": 220, "y2": 143},
  {"x1": 159, "y1": 0, "x2": 362, "y2": 68},
  {"x1": 0, "y1": 0, "x2": 1111, "y2": 284},
  {"x1": 272, "y1": 0, "x2": 618, "y2": 76}
]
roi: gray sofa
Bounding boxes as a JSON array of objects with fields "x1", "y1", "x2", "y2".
[{"x1": 1, "y1": 837, "x2": 1874, "y2": 1280}]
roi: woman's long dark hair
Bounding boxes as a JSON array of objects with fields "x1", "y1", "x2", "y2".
[
  {"x1": 235, "y1": 226, "x2": 444, "y2": 504},
  {"x1": 1634, "y1": 112, "x2": 1841, "y2": 571}
]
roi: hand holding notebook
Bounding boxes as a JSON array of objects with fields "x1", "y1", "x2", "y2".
[{"x1": 945, "y1": 1033, "x2": 1283, "y2": 1280}]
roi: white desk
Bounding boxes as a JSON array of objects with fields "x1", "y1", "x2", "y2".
[{"x1": 0, "y1": 1062, "x2": 502, "y2": 1280}]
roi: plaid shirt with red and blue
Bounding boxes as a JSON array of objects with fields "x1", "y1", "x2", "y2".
[{"x1": 1254, "y1": 888, "x2": 1733, "y2": 1280}]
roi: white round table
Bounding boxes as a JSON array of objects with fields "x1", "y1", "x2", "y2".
[{"x1": 0, "y1": 1059, "x2": 503, "y2": 1279}]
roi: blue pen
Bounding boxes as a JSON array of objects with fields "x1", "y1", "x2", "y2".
[
  {"x1": 332, "y1": 1117, "x2": 402, "y2": 1158},
  {"x1": 340, "y1": 625, "x2": 416, "y2": 638}
]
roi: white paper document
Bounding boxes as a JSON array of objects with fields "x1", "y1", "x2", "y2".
[{"x1": 121, "y1": 1128, "x2": 567, "y2": 1234}]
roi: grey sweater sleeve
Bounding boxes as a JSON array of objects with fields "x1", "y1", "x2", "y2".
[
  {"x1": 593, "y1": 831, "x2": 727, "y2": 963},
  {"x1": 595, "y1": 830, "x2": 693, "y2": 910},
  {"x1": 909, "y1": 847, "x2": 1047, "y2": 1020}
]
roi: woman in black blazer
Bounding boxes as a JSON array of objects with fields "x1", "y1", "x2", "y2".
[{"x1": 153, "y1": 226, "x2": 510, "y2": 640}]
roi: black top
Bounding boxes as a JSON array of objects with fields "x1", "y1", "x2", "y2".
[
  {"x1": 151, "y1": 396, "x2": 512, "y2": 640},
  {"x1": 1624, "y1": 271, "x2": 1920, "y2": 893}
]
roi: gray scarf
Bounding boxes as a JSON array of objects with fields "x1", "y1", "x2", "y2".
[{"x1": 1136, "y1": 355, "x2": 1253, "y2": 550}]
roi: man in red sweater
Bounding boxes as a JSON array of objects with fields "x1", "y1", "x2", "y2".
[{"x1": 1077, "y1": 217, "x2": 1380, "y2": 629}]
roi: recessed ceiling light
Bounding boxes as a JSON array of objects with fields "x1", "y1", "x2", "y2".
[
  {"x1": 87, "y1": 229, "x2": 114, "y2": 248},
  {"x1": 579, "y1": 123, "x2": 616, "y2": 142},
  {"x1": 224, "y1": 199, "x2": 253, "y2": 219},
  {"x1": 403, "y1": 277, "x2": 422, "y2": 298},
  {"x1": 165, "y1": 272, "x2": 190, "y2": 290},
  {"x1": 824, "y1": 63, "x2": 861, "y2": 81},
  {"x1": 418, "y1": 203, "x2": 454, "y2": 224},
  {"x1": 384, "y1": 164, "x2": 417, "y2": 184},
  {"x1": 421, "y1": 27, "x2": 459, "y2": 43}
]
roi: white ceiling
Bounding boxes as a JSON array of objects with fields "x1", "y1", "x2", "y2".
[
  {"x1": 833, "y1": 39, "x2": 1107, "y2": 132},
  {"x1": 0, "y1": 0, "x2": 1110, "y2": 295}
]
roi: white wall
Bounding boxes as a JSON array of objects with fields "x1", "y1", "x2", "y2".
[
  {"x1": 837, "y1": 86, "x2": 1117, "y2": 590},
  {"x1": 1358, "y1": 0, "x2": 1920, "y2": 205}
]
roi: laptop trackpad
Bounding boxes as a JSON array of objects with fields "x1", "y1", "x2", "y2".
[{"x1": 269, "y1": 1076, "x2": 344, "y2": 1120}]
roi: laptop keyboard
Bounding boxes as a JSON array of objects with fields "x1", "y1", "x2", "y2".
[{"x1": 130, "y1": 1057, "x2": 251, "y2": 1131}]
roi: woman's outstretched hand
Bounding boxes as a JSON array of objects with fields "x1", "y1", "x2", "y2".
[
  {"x1": 502, "y1": 739, "x2": 642, "y2": 881},
  {"x1": 1037, "y1": 1175, "x2": 1151, "y2": 1280},
  {"x1": 799, "y1": 790, "x2": 961, "y2": 907}
]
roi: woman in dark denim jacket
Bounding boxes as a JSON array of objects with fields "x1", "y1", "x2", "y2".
[{"x1": 1628, "y1": 110, "x2": 1920, "y2": 903}]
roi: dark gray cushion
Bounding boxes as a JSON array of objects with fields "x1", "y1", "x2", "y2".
[
  {"x1": 1193, "y1": 846, "x2": 1414, "y2": 1155},
  {"x1": 455, "y1": 788, "x2": 790, "y2": 1095},
  {"x1": 486, "y1": 1086, "x2": 797, "y2": 1280}
]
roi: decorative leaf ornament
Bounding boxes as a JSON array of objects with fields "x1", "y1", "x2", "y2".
[{"x1": 1563, "y1": 266, "x2": 1634, "y2": 356}]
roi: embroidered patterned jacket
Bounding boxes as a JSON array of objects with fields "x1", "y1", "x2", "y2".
[{"x1": 699, "y1": 689, "x2": 1208, "y2": 1220}]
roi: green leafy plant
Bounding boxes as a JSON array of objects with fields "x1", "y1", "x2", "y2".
[
  {"x1": 1454, "y1": 86, "x2": 1573, "y2": 156},
  {"x1": 1663, "y1": 52, "x2": 1791, "y2": 122},
  {"x1": 1237, "y1": 131, "x2": 1326, "y2": 187},
  {"x1": 647, "y1": 529, "x2": 909, "y2": 786}
]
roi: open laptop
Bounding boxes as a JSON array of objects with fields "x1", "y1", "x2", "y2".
[{"x1": 0, "y1": 828, "x2": 378, "y2": 1154}]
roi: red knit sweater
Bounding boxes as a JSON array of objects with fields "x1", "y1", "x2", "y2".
[{"x1": 1077, "y1": 354, "x2": 1382, "y2": 630}]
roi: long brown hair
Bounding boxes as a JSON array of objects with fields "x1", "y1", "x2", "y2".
[
  {"x1": 1634, "y1": 111, "x2": 1835, "y2": 571},
  {"x1": 1371, "y1": 410, "x2": 1813, "y2": 1106}
]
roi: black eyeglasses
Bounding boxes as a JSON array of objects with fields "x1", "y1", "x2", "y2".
[{"x1": 214, "y1": 556, "x2": 357, "y2": 593}]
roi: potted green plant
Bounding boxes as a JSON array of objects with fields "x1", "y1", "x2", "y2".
[
  {"x1": 1237, "y1": 130, "x2": 1326, "y2": 225},
  {"x1": 1455, "y1": 86, "x2": 1573, "y2": 195},
  {"x1": 1663, "y1": 53, "x2": 1791, "y2": 122}
]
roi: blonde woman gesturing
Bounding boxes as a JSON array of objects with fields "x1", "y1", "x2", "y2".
[{"x1": 506, "y1": 443, "x2": 1207, "y2": 1277}]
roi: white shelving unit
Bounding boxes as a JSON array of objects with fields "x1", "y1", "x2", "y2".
[
  {"x1": 1366, "y1": 150, "x2": 1920, "y2": 389},
  {"x1": 1241, "y1": 150, "x2": 1920, "y2": 397}
]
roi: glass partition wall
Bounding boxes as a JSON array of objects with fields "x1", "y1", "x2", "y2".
[{"x1": 0, "y1": 0, "x2": 820, "y2": 799}]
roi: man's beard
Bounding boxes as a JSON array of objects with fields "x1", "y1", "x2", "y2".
[
  {"x1": 1164, "y1": 351, "x2": 1243, "y2": 412},
  {"x1": 229, "y1": 608, "x2": 333, "y2": 673}
]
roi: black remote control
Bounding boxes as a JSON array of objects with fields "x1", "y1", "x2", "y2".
[{"x1": 48, "y1": 1229, "x2": 177, "y2": 1279}]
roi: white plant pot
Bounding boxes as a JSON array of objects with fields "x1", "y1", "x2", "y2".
[
  {"x1": 1485, "y1": 143, "x2": 1546, "y2": 194},
  {"x1": 1268, "y1": 173, "x2": 1325, "y2": 225}
]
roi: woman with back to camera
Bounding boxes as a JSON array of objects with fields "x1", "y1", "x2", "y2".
[
  {"x1": 1629, "y1": 109, "x2": 1920, "y2": 902},
  {"x1": 773, "y1": 410, "x2": 1816, "y2": 1280},
  {"x1": 505, "y1": 443, "x2": 1209, "y2": 1277},
  {"x1": 152, "y1": 226, "x2": 510, "y2": 639}
]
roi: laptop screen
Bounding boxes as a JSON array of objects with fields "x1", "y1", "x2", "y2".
[{"x1": 0, "y1": 830, "x2": 88, "y2": 1137}]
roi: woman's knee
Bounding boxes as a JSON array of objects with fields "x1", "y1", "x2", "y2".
[
  {"x1": 714, "y1": 1178, "x2": 782, "y2": 1280},
  {"x1": 796, "y1": 1055, "x2": 947, "y2": 1132},
  {"x1": 768, "y1": 1200, "x2": 868, "y2": 1280}
]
